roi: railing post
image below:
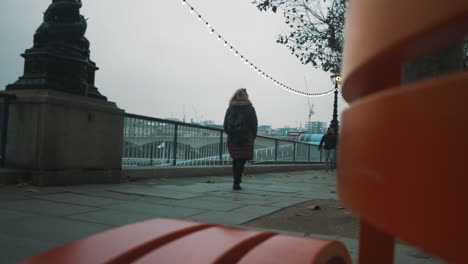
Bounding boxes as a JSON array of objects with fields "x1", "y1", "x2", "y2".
[
  {"x1": 293, "y1": 142, "x2": 296, "y2": 163},
  {"x1": 150, "y1": 143, "x2": 154, "y2": 166},
  {"x1": 274, "y1": 139, "x2": 278, "y2": 164},
  {"x1": 307, "y1": 144, "x2": 311, "y2": 162},
  {"x1": 219, "y1": 132, "x2": 223, "y2": 165},
  {"x1": 0, "y1": 97, "x2": 11, "y2": 168},
  {"x1": 172, "y1": 124, "x2": 178, "y2": 166}
]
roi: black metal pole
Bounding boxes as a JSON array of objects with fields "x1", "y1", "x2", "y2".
[
  {"x1": 172, "y1": 124, "x2": 178, "y2": 166},
  {"x1": 330, "y1": 81, "x2": 339, "y2": 133},
  {"x1": 274, "y1": 139, "x2": 278, "y2": 164},
  {"x1": 219, "y1": 132, "x2": 223, "y2": 165}
]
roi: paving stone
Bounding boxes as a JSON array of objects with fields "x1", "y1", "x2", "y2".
[
  {"x1": 0, "y1": 215, "x2": 112, "y2": 244},
  {"x1": 106, "y1": 202, "x2": 205, "y2": 218},
  {"x1": 293, "y1": 192, "x2": 338, "y2": 200},
  {"x1": 0, "y1": 233, "x2": 61, "y2": 264},
  {"x1": 66, "y1": 209, "x2": 161, "y2": 227},
  {"x1": 144, "y1": 178, "x2": 203, "y2": 186},
  {"x1": 0, "y1": 199, "x2": 98, "y2": 217},
  {"x1": 187, "y1": 211, "x2": 259, "y2": 225},
  {"x1": 37, "y1": 193, "x2": 124, "y2": 207},
  {"x1": 85, "y1": 190, "x2": 143, "y2": 201},
  {"x1": 0, "y1": 192, "x2": 29, "y2": 202},
  {"x1": 110, "y1": 186, "x2": 201, "y2": 199},
  {"x1": 143, "y1": 197, "x2": 245, "y2": 211},
  {"x1": 197, "y1": 195, "x2": 273, "y2": 206},
  {"x1": 206, "y1": 191, "x2": 281, "y2": 202},
  {"x1": 238, "y1": 187, "x2": 299, "y2": 197},
  {"x1": 0, "y1": 187, "x2": 68, "y2": 202},
  {"x1": 152, "y1": 183, "x2": 233, "y2": 193},
  {"x1": 229, "y1": 205, "x2": 280, "y2": 217},
  {"x1": 63, "y1": 184, "x2": 122, "y2": 193},
  {"x1": 0, "y1": 209, "x2": 36, "y2": 222},
  {"x1": 136, "y1": 196, "x2": 176, "y2": 204},
  {"x1": 267, "y1": 197, "x2": 312, "y2": 208},
  {"x1": 188, "y1": 205, "x2": 279, "y2": 225},
  {"x1": 0, "y1": 169, "x2": 448, "y2": 264}
]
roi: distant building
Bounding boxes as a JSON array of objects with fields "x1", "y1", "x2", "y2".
[
  {"x1": 287, "y1": 131, "x2": 305, "y2": 136},
  {"x1": 201, "y1": 120, "x2": 215, "y2": 126},
  {"x1": 258, "y1": 125, "x2": 272, "y2": 136},
  {"x1": 305, "y1": 121, "x2": 327, "y2": 134},
  {"x1": 272, "y1": 127, "x2": 290, "y2": 137},
  {"x1": 166, "y1": 118, "x2": 181, "y2": 122}
]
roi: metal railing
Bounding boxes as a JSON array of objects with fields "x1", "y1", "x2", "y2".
[
  {"x1": 0, "y1": 92, "x2": 16, "y2": 168},
  {"x1": 122, "y1": 113, "x2": 321, "y2": 167}
]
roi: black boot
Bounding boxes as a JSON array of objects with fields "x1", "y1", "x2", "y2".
[{"x1": 233, "y1": 159, "x2": 242, "y2": 190}]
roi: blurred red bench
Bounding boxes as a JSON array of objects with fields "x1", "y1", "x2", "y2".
[{"x1": 19, "y1": 218, "x2": 351, "y2": 264}]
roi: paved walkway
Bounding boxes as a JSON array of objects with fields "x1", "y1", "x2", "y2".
[{"x1": 0, "y1": 170, "x2": 443, "y2": 263}]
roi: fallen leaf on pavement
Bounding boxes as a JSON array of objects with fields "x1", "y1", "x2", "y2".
[
  {"x1": 330, "y1": 190, "x2": 336, "y2": 193},
  {"x1": 335, "y1": 206, "x2": 345, "y2": 209},
  {"x1": 313, "y1": 176, "x2": 318, "y2": 179},
  {"x1": 121, "y1": 176, "x2": 135, "y2": 183},
  {"x1": 344, "y1": 211, "x2": 352, "y2": 215},
  {"x1": 232, "y1": 198, "x2": 241, "y2": 201},
  {"x1": 307, "y1": 204, "x2": 321, "y2": 210},
  {"x1": 16, "y1": 181, "x2": 32, "y2": 187},
  {"x1": 145, "y1": 182, "x2": 158, "y2": 185},
  {"x1": 27, "y1": 189, "x2": 40, "y2": 193},
  {"x1": 203, "y1": 180, "x2": 215, "y2": 184}
]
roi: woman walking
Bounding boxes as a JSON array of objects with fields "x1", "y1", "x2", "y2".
[{"x1": 223, "y1": 88, "x2": 258, "y2": 190}]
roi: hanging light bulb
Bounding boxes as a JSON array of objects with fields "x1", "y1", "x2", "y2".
[{"x1": 177, "y1": 0, "x2": 338, "y2": 98}]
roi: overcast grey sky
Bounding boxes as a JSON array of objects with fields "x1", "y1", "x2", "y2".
[{"x1": 0, "y1": 0, "x2": 347, "y2": 128}]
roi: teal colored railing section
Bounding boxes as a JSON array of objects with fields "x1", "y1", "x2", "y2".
[{"x1": 122, "y1": 113, "x2": 321, "y2": 167}]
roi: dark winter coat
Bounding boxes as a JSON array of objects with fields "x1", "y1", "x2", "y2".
[
  {"x1": 223, "y1": 103, "x2": 258, "y2": 160},
  {"x1": 319, "y1": 133, "x2": 337, "y2": 150}
]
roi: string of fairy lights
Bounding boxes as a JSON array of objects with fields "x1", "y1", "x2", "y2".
[{"x1": 180, "y1": 0, "x2": 348, "y2": 102}]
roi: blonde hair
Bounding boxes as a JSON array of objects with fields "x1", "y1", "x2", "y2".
[{"x1": 229, "y1": 88, "x2": 251, "y2": 106}]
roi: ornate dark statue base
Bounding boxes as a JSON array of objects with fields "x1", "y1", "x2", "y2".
[
  {"x1": 3, "y1": 0, "x2": 124, "y2": 185},
  {"x1": 6, "y1": 0, "x2": 106, "y2": 100}
]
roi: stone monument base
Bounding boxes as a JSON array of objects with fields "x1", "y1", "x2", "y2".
[{"x1": 1, "y1": 89, "x2": 124, "y2": 185}]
